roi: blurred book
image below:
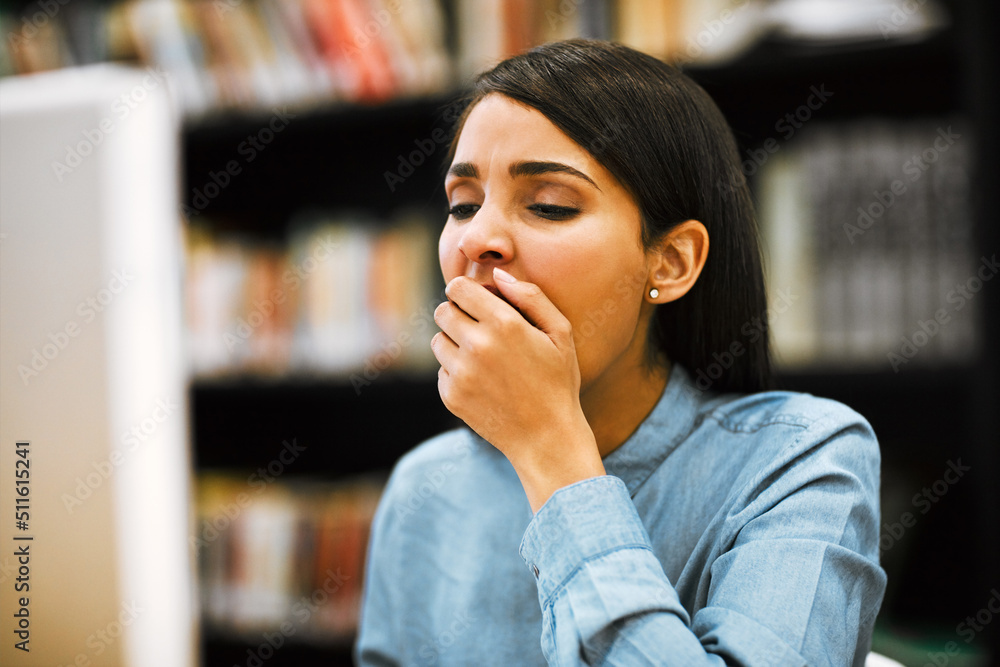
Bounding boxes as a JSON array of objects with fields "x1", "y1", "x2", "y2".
[
  {"x1": 4, "y1": 0, "x2": 951, "y2": 117},
  {"x1": 0, "y1": 0, "x2": 454, "y2": 118},
  {"x1": 195, "y1": 472, "x2": 386, "y2": 643},
  {"x1": 184, "y1": 208, "x2": 439, "y2": 379},
  {"x1": 756, "y1": 118, "x2": 977, "y2": 372}
]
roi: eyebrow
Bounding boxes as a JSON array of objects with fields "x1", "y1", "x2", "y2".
[{"x1": 446, "y1": 160, "x2": 601, "y2": 192}]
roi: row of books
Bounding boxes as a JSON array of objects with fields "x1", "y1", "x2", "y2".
[
  {"x1": 1, "y1": 0, "x2": 949, "y2": 117},
  {"x1": 196, "y1": 471, "x2": 386, "y2": 640},
  {"x1": 181, "y1": 124, "x2": 979, "y2": 379},
  {"x1": 1, "y1": 0, "x2": 452, "y2": 116},
  {"x1": 184, "y1": 208, "x2": 440, "y2": 379},
  {"x1": 757, "y1": 117, "x2": 978, "y2": 371}
]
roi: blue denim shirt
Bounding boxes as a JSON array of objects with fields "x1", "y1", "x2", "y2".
[{"x1": 354, "y1": 363, "x2": 886, "y2": 665}]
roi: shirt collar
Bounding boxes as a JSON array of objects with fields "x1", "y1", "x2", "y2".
[{"x1": 600, "y1": 362, "x2": 703, "y2": 497}]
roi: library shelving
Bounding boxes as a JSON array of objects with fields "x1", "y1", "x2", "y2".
[
  {"x1": 3, "y1": 0, "x2": 996, "y2": 664},
  {"x1": 187, "y1": 17, "x2": 997, "y2": 662},
  {"x1": 184, "y1": 94, "x2": 464, "y2": 666},
  {"x1": 681, "y1": 2, "x2": 999, "y2": 661}
]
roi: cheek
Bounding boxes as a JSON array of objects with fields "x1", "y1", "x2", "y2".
[
  {"x1": 438, "y1": 225, "x2": 460, "y2": 280},
  {"x1": 529, "y1": 242, "x2": 645, "y2": 370},
  {"x1": 570, "y1": 290, "x2": 643, "y2": 375}
]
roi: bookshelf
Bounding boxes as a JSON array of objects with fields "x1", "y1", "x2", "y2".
[
  {"x1": 3, "y1": 0, "x2": 996, "y2": 664},
  {"x1": 682, "y1": 2, "x2": 999, "y2": 661},
  {"x1": 182, "y1": 94, "x2": 463, "y2": 666}
]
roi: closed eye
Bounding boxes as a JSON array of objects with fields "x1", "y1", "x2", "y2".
[
  {"x1": 447, "y1": 204, "x2": 479, "y2": 220},
  {"x1": 446, "y1": 204, "x2": 580, "y2": 221},
  {"x1": 528, "y1": 204, "x2": 580, "y2": 221}
]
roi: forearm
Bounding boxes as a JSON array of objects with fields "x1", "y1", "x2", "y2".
[
  {"x1": 519, "y1": 474, "x2": 878, "y2": 666},
  {"x1": 508, "y1": 415, "x2": 606, "y2": 514}
]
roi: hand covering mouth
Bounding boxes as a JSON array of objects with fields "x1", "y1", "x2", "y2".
[{"x1": 481, "y1": 283, "x2": 514, "y2": 307}]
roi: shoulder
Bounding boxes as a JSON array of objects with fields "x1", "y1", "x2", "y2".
[
  {"x1": 391, "y1": 427, "x2": 481, "y2": 479},
  {"x1": 700, "y1": 387, "x2": 872, "y2": 436},
  {"x1": 688, "y1": 384, "x2": 881, "y2": 488},
  {"x1": 378, "y1": 426, "x2": 519, "y2": 514}
]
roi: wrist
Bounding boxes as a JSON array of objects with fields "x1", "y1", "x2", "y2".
[{"x1": 511, "y1": 418, "x2": 606, "y2": 514}]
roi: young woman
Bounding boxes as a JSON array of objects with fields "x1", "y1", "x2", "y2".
[{"x1": 355, "y1": 38, "x2": 885, "y2": 666}]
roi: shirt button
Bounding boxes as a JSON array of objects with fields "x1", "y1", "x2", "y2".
[{"x1": 531, "y1": 564, "x2": 539, "y2": 578}]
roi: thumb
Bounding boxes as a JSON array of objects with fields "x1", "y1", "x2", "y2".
[{"x1": 492, "y1": 267, "x2": 570, "y2": 342}]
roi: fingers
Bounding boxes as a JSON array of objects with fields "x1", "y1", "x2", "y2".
[
  {"x1": 491, "y1": 268, "x2": 571, "y2": 341},
  {"x1": 443, "y1": 276, "x2": 517, "y2": 323},
  {"x1": 430, "y1": 329, "x2": 459, "y2": 371},
  {"x1": 433, "y1": 297, "x2": 476, "y2": 350}
]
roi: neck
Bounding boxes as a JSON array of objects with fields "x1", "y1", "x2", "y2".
[{"x1": 581, "y1": 355, "x2": 670, "y2": 459}]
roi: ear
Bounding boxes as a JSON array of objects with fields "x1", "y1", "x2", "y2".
[{"x1": 646, "y1": 220, "x2": 709, "y2": 304}]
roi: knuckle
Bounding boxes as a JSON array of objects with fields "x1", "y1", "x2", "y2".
[
  {"x1": 465, "y1": 331, "x2": 495, "y2": 358},
  {"x1": 496, "y1": 311, "x2": 522, "y2": 335},
  {"x1": 493, "y1": 309, "x2": 515, "y2": 330},
  {"x1": 448, "y1": 275, "x2": 471, "y2": 295},
  {"x1": 523, "y1": 282, "x2": 542, "y2": 298},
  {"x1": 463, "y1": 333, "x2": 480, "y2": 356}
]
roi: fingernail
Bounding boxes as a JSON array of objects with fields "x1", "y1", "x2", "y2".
[{"x1": 493, "y1": 267, "x2": 517, "y2": 283}]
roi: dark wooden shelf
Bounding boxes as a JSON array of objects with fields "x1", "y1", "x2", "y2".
[
  {"x1": 184, "y1": 0, "x2": 999, "y2": 658},
  {"x1": 683, "y1": 29, "x2": 963, "y2": 148},
  {"x1": 775, "y1": 365, "x2": 976, "y2": 457},
  {"x1": 181, "y1": 90, "x2": 468, "y2": 230},
  {"x1": 201, "y1": 632, "x2": 354, "y2": 667},
  {"x1": 190, "y1": 374, "x2": 460, "y2": 475}
]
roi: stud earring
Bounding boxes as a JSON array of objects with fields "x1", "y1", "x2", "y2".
[{"x1": 649, "y1": 288, "x2": 659, "y2": 299}]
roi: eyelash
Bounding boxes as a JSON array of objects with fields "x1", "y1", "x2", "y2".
[{"x1": 446, "y1": 204, "x2": 580, "y2": 221}]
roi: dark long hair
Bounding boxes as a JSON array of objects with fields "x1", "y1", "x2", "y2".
[{"x1": 440, "y1": 38, "x2": 772, "y2": 394}]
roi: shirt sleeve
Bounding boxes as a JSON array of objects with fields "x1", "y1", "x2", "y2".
[{"x1": 517, "y1": 423, "x2": 886, "y2": 666}]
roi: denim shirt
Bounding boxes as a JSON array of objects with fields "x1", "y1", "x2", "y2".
[{"x1": 354, "y1": 363, "x2": 886, "y2": 666}]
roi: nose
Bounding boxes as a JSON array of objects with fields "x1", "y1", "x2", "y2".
[{"x1": 456, "y1": 203, "x2": 514, "y2": 266}]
